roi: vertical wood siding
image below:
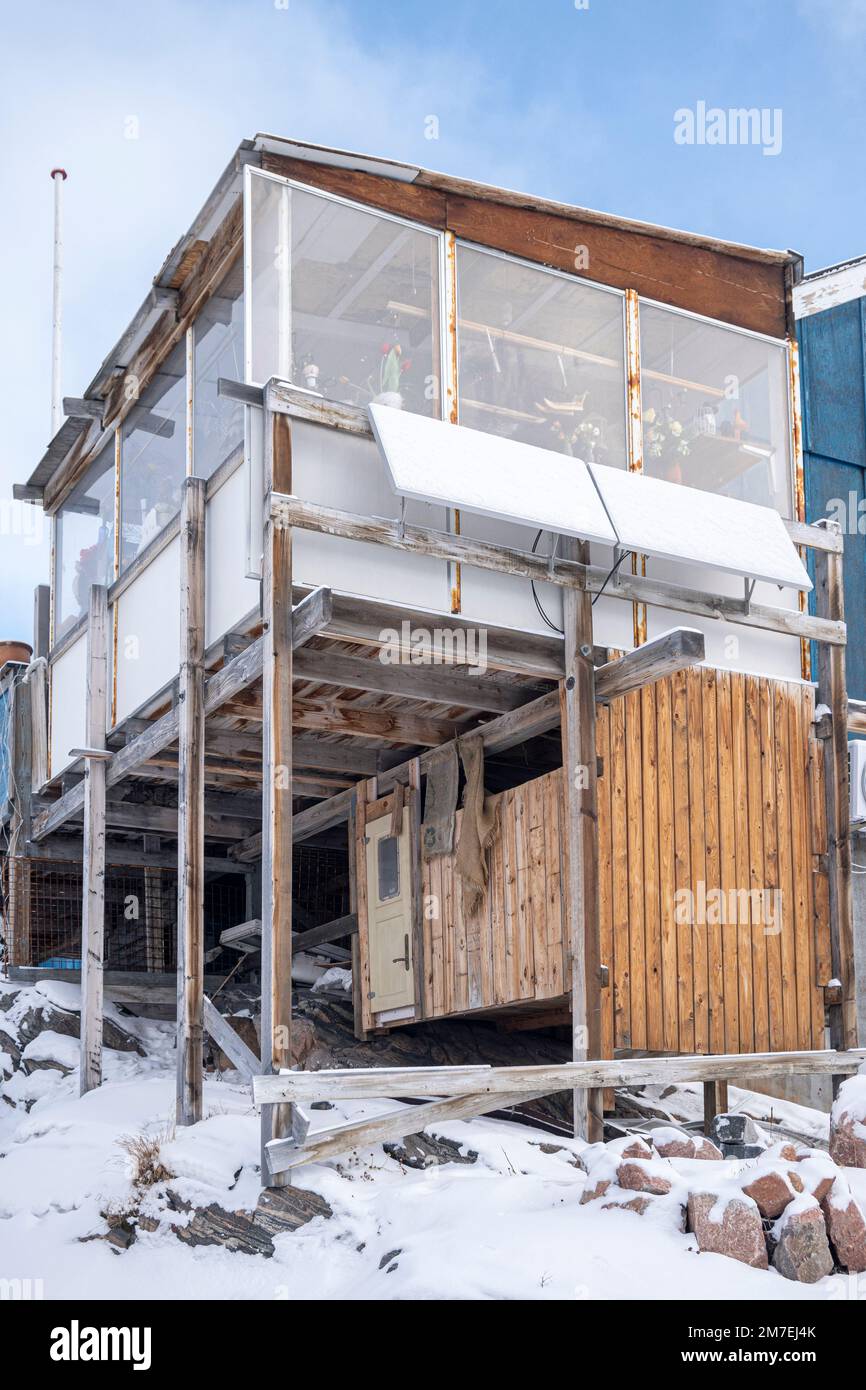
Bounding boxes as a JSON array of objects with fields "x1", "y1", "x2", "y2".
[{"x1": 411, "y1": 669, "x2": 829, "y2": 1054}]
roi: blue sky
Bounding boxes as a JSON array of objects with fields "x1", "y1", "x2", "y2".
[{"x1": 2, "y1": 0, "x2": 866, "y2": 642}]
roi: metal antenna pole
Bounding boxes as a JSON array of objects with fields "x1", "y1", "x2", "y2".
[{"x1": 50, "y1": 167, "x2": 68, "y2": 438}]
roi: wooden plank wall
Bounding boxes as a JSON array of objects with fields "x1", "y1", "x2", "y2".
[
  {"x1": 414, "y1": 668, "x2": 830, "y2": 1056},
  {"x1": 597, "y1": 668, "x2": 830, "y2": 1056},
  {"x1": 421, "y1": 778, "x2": 567, "y2": 1019}
]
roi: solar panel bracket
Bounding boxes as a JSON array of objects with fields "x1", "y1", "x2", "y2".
[{"x1": 743, "y1": 577, "x2": 756, "y2": 615}]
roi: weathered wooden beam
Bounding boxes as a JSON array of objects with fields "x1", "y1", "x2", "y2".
[
  {"x1": 295, "y1": 913, "x2": 358, "y2": 951},
  {"x1": 253, "y1": 1048, "x2": 866, "y2": 1106},
  {"x1": 33, "y1": 585, "x2": 51, "y2": 660},
  {"x1": 814, "y1": 527, "x2": 857, "y2": 1053},
  {"x1": 294, "y1": 644, "x2": 547, "y2": 713},
  {"x1": 80, "y1": 586, "x2": 109, "y2": 1095},
  {"x1": 593, "y1": 628, "x2": 704, "y2": 702},
  {"x1": 320, "y1": 589, "x2": 564, "y2": 680},
  {"x1": 291, "y1": 734, "x2": 378, "y2": 776},
  {"x1": 559, "y1": 538, "x2": 603, "y2": 1144},
  {"x1": 271, "y1": 493, "x2": 844, "y2": 646},
  {"x1": 32, "y1": 614, "x2": 311, "y2": 842},
  {"x1": 62, "y1": 396, "x2": 105, "y2": 423},
  {"x1": 291, "y1": 586, "x2": 333, "y2": 651},
  {"x1": 266, "y1": 379, "x2": 372, "y2": 436},
  {"x1": 703, "y1": 1079, "x2": 729, "y2": 1135},
  {"x1": 265, "y1": 1089, "x2": 551, "y2": 1176},
  {"x1": 201, "y1": 996, "x2": 259, "y2": 1082},
  {"x1": 177, "y1": 479, "x2": 206, "y2": 1127},
  {"x1": 848, "y1": 700, "x2": 866, "y2": 737},
  {"x1": 24, "y1": 839, "x2": 249, "y2": 874},
  {"x1": 230, "y1": 686, "x2": 564, "y2": 860},
  {"x1": 260, "y1": 409, "x2": 295, "y2": 1186}
]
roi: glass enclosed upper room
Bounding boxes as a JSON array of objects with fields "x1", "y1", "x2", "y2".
[
  {"x1": 49, "y1": 158, "x2": 799, "y2": 644},
  {"x1": 244, "y1": 166, "x2": 795, "y2": 516}
]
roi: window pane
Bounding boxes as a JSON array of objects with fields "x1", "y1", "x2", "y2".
[
  {"x1": 246, "y1": 171, "x2": 442, "y2": 417},
  {"x1": 291, "y1": 188, "x2": 441, "y2": 417},
  {"x1": 119, "y1": 341, "x2": 186, "y2": 571},
  {"x1": 456, "y1": 245, "x2": 628, "y2": 465},
  {"x1": 377, "y1": 835, "x2": 400, "y2": 901},
  {"x1": 55, "y1": 442, "x2": 116, "y2": 639},
  {"x1": 249, "y1": 172, "x2": 288, "y2": 385},
  {"x1": 639, "y1": 304, "x2": 792, "y2": 515},
  {"x1": 194, "y1": 260, "x2": 244, "y2": 480}
]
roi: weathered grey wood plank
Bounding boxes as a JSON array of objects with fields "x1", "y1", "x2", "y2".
[
  {"x1": 594, "y1": 628, "x2": 705, "y2": 702},
  {"x1": 271, "y1": 493, "x2": 844, "y2": 646},
  {"x1": 253, "y1": 1048, "x2": 866, "y2": 1106},
  {"x1": 80, "y1": 585, "x2": 109, "y2": 1095},
  {"x1": 177, "y1": 479, "x2": 207, "y2": 1126},
  {"x1": 201, "y1": 995, "x2": 259, "y2": 1081},
  {"x1": 260, "y1": 409, "x2": 295, "y2": 1186},
  {"x1": 265, "y1": 1089, "x2": 550, "y2": 1175}
]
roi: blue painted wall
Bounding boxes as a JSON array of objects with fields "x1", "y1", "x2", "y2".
[{"x1": 799, "y1": 298, "x2": 866, "y2": 699}]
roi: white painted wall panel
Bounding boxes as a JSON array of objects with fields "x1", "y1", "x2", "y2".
[
  {"x1": 50, "y1": 634, "x2": 87, "y2": 777},
  {"x1": 643, "y1": 556, "x2": 803, "y2": 681},
  {"x1": 206, "y1": 465, "x2": 261, "y2": 647},
  {"x1": 291, "y1": 420, "x2": 450, "y2": 610},
  {"x1": 114, "y1": 537, "x2": 181, "y2": 725}
]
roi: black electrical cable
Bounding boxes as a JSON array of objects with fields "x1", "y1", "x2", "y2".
[
  {"x1": 530, "y1": 530, "x2": 564, "y2": 634},
  {"x1": 531, "y1": 530, "x2": 635, "y2": 627},
  {"x1": 592, "y1": 548, "x2": 635, "y2": 606}
]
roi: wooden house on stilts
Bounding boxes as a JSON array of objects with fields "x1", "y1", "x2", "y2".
[{"x1": 2, "y1": 136, "x2": 860, "y2": 1173}]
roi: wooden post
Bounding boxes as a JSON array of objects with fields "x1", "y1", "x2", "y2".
[
  {"x1": 260, "y1": 408, "x2": 295, "y2": 1183},
  {"x1": 176, "y1": 478, "x2": 206, "y2": 1126},
  {"x1": 814, "y1": 527, "x2": 857, "y2": 1053},
  {"x1": 80, "y1": 584, "x2": 108, "y2": 1094},
  {"x1": 9, "y1": 666, "x2": 34, "y2": 967},
  {"x1": 703, "y1": 1080, "x2": 729, "y2": 1136},
  {"x1": 560, "y1": 538, "x2": 604, "y2": 1142}
]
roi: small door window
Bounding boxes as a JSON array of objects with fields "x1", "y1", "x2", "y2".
[{"x1": 377, "y1": 835, "x2": 400, "y2": 901}]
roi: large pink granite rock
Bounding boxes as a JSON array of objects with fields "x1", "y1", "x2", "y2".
[
  {"x1": 830, "y1": 1075, "x2": 866, "y2": 1169},
  {"x1": 771, "y1": 1196, "x2": 834, "y2": 1283},
  {"x1": 821, "y1": 1180, "x2": 866, "y2": 1273},
  {"x1": 687, "y1": 1190, "x2": 768, "y2": 1269},
  {"x1": 741, "y1": 1166, "x2": 800, "y2": 1220}
]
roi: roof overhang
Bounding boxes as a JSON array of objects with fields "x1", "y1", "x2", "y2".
[{"x1": 17, "y1": 132, "x2": 802, "y2": 509}]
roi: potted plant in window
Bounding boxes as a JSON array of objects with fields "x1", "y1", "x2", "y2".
[
  {"x1": 372, "y1": 342, "x2": 406, "y2": 408},
  {"x1": 644, "y1": 404, "x2": 691, "y2": 484}
]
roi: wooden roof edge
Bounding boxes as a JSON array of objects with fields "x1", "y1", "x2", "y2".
[{"x1": 253, "y1": 132, "x2": 800, "y2": 269}]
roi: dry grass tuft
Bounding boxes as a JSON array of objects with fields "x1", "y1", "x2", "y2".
[{"x1": 117, "y1": 1123, "x2": 175, "y2": 1188}]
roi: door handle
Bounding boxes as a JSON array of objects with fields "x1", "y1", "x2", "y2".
[{"x1": 392, "y1": 934, "x2": 410, "y2": 971}]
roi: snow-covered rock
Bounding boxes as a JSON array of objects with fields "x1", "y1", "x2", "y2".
[
  {"x1": 687, "y1": 1188, "x2": 768, "y2": 1269},
  {"x1": 821, "y1": 1178, "x2": 866, "y2": 1273},
  {"x1": 770, "y1": 1195, "x2": 834, "y2": 1284},
  {"x1": 829, "y1": 1071, "x2": 866, "y2": 1169},
  {"x1": 21, "y1": 1030, "x2": 80, "y2": 1076}
]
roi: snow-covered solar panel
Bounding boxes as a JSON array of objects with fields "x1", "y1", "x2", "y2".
[
  {"x1": 368, "y1": 404, "x2": 618, "y2": 546},
  {"x1": 588, "y1": 462, "x2": 812, "y2": 592}
]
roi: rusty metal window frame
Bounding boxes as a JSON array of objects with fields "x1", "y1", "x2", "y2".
[{"x1": 635, "y1": 292, "x2": 796, "y2": 519}]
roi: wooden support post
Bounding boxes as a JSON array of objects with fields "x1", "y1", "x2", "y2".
[
  {"x1": 703, "y1": 1080, "x2": 729, "y2": 1136},
  {"x1": 9, "y1": 667, "x2": 34, "y2": 967},
  {"x1": 814, "y1": 527, "x2": 857, "y2": 1054},
  {"x1": 176, "y1": 478, "x2": 206, "y2": 1126},
  {"x1": 560, "y1": 539, "x2": 603, "y2": 1143},
  {"x1": 260, "y1": 409, "x2": 295, "y2": 1184},
  {"x1": 80, "y1": 585, "x2": 108, "y2": 1095}
]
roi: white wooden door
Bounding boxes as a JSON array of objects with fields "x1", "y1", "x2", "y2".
[{"x1": 364, "y1": 813, "x2": 415, "y2": 1014}]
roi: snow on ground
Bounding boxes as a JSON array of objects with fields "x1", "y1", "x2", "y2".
[{"x1": 0, "y1": 980, "x2": 863, "y2": 1301}]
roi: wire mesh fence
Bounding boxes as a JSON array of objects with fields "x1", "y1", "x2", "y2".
[
  {"x1": 1, "y1": 844, "x2": 350, "y2": 970},
  {"x1": 1, "y1": 858, "x2": 246, "y2": 972}
]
